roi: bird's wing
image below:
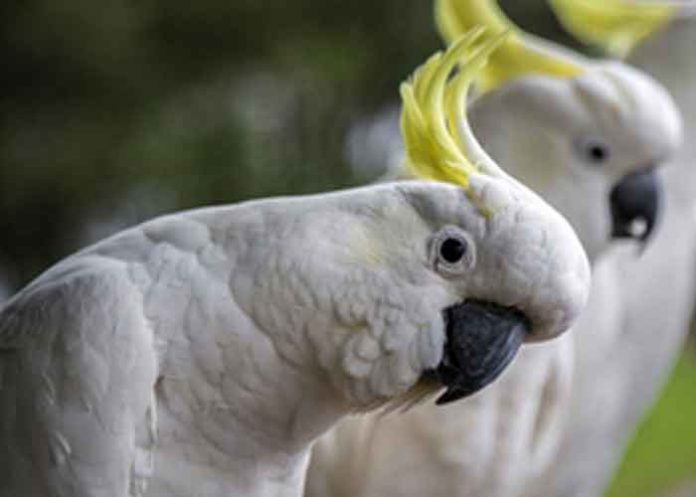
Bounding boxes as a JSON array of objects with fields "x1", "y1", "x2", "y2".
[{"x1": 0, "y1": 256, "x2": 159, "y2": 497}]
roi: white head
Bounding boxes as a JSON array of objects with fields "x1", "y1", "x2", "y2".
[
  {"x1": 470, "y1": 62, "x2": 682, "y2": 259},
  {"x1": 229, "y1": 31, "x2": 590, "y2": 413},
  {"x1": 229, "y1": 179, "x2": 589, "y2": 414}
]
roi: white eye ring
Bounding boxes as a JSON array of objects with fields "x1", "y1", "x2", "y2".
[{"x1": 429, "y1": 226, "x2": 476, "y2": 277}]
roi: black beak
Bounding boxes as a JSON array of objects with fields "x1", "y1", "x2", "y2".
[
  {"x1": 610, "y1": 169, "x2": 661, "y2": 245},
  {"x1": 425, "y1": 300, "x2": 530, "y2": 405}
]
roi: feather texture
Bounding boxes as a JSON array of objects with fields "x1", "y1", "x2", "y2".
[
  {"x1": 400, "y1": 28, "x2": 506, "y2": 192},
  {"x1": 435, "y1": 0, "x2": 583, "y2": 92},
  {"x1": 549, "y1": 0, "x2": 676, "y2": 57}
]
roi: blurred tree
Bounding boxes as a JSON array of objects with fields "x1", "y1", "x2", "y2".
[
  {"x1": 0, "y1": 0, "x2": 584, "y2": 287},
  {"x1": 0, "y1": 0, "x2": 446, "y2": 287}
]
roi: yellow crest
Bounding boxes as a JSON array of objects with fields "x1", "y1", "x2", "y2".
[
  {"x1": 435, "y1": 0, "x2": 583, "y2": 92},
  {"x1": 400, "y1": 28, "x2": 507, "y2": 214},
  {"x1": 548, "y1": 0, "x2": 676, "y2": 57}
]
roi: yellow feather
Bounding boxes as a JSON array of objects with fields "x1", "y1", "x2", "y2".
[
  {"x1": 548, "y1": 0, "x2": 676, "y2": 57},
  {"x1": 434, "y1": 0, "x2": 583, "y2": 92},
  {"x1": 401, "y1": 29, "x2": 505, "y2": 192}
]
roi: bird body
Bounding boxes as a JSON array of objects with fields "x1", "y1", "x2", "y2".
[
  {"x1": 524, "y1": 6, "x2": 696, "y2": 495},
  {"x1": 306, "y1": 333, "x2": 575, "y2": 497},
  {"x1": 0, "y1": 200, "x2": 345, "y2": 497}
]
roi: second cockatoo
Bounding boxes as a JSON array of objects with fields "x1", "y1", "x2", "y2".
[
  {"x1": 516, "y1": 2, "x2": 696, "y2": 496},
  {"x1": 306, "y1": 2, "x2": 682, "y2": 497},
  {"x1": 0, "y1": 34, "x2": 592, "y2": 497}
]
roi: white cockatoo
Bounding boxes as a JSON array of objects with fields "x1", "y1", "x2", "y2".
[
  {"x1": 514, "y1": 2, "x2": 696, "y2": 496},
  {"x1": 0, "y1": 34, "x2": 591, "y2": 497},
  {"x1": 305, "y1": 2, "x2": 683, "y2": 497}
]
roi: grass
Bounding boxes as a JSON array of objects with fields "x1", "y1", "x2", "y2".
[{"x1": 605, "y1": 347, "x2": 696, "y2": 497}]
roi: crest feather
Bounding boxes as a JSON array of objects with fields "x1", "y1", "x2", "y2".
[
  {"x1": 435, "y1": 0, "x2": 584, "y2": 92},
  {"x1": 548, "y1": 0, "x2": 676, "y2": 57},
  {"x1": 400, "y1": 28, "x2": 507, "y2": 196}
]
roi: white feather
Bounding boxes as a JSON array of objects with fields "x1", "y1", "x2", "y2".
[{"x1": 0, "y1": 180, "x2": 589, "y2": 497}]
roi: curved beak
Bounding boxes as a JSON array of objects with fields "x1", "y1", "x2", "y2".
[
  {"x1": 610, "y1": 168, "x2": 661, "y2": 245},
  {"x1": 425, "y1": 300, "x2": 529, "y2": 405}
]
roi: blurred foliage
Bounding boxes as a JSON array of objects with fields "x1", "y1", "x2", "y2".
[
  {"x1": 1, "y1": 0, "x2": 442, "y2": 286},
  {"x1": 606, "y1": 346, "x2": 696, "y2": 497},
  {"x1": 0, "y1": 0, "x2": 588, "y2": 289}
]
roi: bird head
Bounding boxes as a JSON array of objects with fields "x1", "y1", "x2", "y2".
[
  {"x1": 469, "y1": 62, "x2": 682, "y2": 259},
  {"x1": 229, "y1": 30, "x2": 589, "y2": 411},
  {"x1": 436, "y1": 0, "x2": 683, "y2": 260}
]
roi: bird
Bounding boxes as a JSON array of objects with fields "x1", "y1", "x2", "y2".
[
  {"x1": 305, "y1": 1, "x2": 683, "y2": 497},
  {"x1": 0, "y1": 33, "x2": 591, "y2": 497},
  {"x1": 518, "y1": 2, "x2": 696, "y2": 496}
]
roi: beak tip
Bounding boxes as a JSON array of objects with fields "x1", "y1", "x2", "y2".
[
  {"x1": 429, "y1": 300, "x2": 528, "y2": 405},
  {"x1": 435, "y1": 390, "x2": 457, "y2": 406},
  {"x1": 610, "y1": 169, "x2": 661, "y2": 246}
]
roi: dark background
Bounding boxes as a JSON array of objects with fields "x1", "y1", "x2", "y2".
[{"x1": 0, "y1": 0, "x2": 583, "y2": 290}]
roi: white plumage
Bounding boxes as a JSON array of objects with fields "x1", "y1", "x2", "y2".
[
  {"x1": 524, "y1": 7, "x2": 696, "y2": 496},
  {"x1": 0, "y1": 183, "x2": 589, "y2": 497}
]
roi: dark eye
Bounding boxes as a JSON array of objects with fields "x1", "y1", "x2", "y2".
[
  {"x1": 440, "y1": 237, "x2": 468, "y2": 264},
  {"x1": 578, "y1": 137, "x2": 611, "y2": 165},
  {"x1": 430, "y1": 226, "x2": 476, "y2": 276}
]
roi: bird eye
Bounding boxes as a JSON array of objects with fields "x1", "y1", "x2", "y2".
[
  {"x1": 430, "y1": 226, "x2": 476, "y2": 276},
  {"x1": 440, "y1": 237, "x2": 467, "y2": 263},
  {"x1": 577, "y1": 137, "x2": 611, "y2": 165}
]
